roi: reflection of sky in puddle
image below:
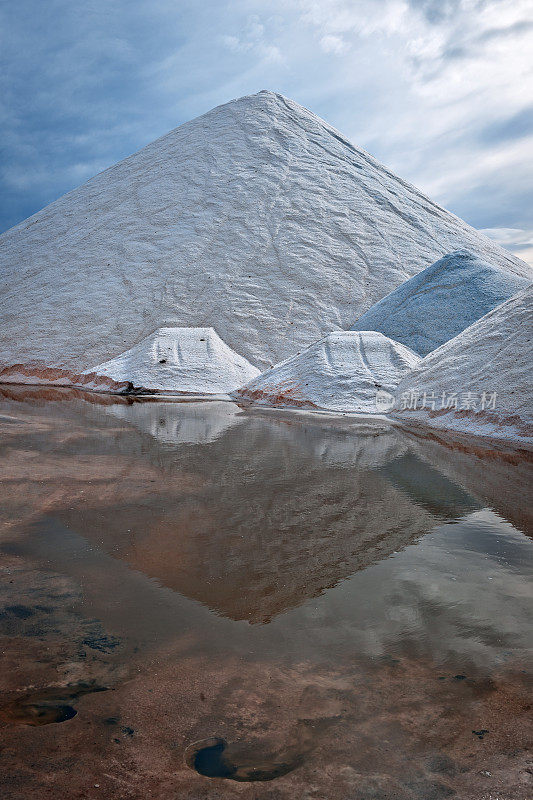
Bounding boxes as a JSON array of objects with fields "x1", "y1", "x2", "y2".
[
  {"x1": 0, "y1": 390, "x2": 531, "y2": 797},
  {"x1": 17, "y1": 505, "x2": 532, "y2": 674}
]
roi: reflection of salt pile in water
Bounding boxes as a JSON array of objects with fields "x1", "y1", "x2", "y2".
[
  {"x1": 87, "y1": 327, "x2": 259, "y2": 395},
  {"x1": 235, "y1": 331, "x2": 420, "y2": 413},
  {"x1": 288, "y1": 422, "x2": 407, "y2": 469},
  {"x1": 53, "y1": 411, "x2": 471, "y2": 623},
  {"x1": 350, "y1": 250, "x2": 529, "y2": 356},
  {"x1": 393, "y1": 284, "x2": 533, "y2": 446},
  {"x1": 252, "y1": 410, "x2": 407, "y2": 468},
  {"x1": 1, "y1": 91, "x2": 528, "y2": 387},
  {"x1": 105, "y1": 400, "x2": 244, "y2": 446},
  {"x1": 403, "y1": 430, "x2": 533, "y2": 535},
  {"x1": 378, "y1": 451, "x2": 479, "y2": 520}
]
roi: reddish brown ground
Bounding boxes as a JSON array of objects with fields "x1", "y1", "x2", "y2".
[
  {"x1": 0, "y1": 364, "x2": 135, "y2": 393},
  {"x1": 236, "y1": 382, "x2": 320, "y2": 409},
  {"x1": 0, "y1": 559, "x2": 531, "y2": 800}
]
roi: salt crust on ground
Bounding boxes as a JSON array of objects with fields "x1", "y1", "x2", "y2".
[
  {"x1": 350, "y1": 250, "x2": 529, "y2": 356},
  {"x1": 0, "y1": 91, "x2": 529, "y2": 379},
  {"x1": 392, "y1": 285, "x2": 533, "y2": 446},
  {"x1": 235, "y1": 331, "x2": 420, "y2": 413}
]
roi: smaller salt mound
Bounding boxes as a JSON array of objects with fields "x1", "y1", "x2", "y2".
[
  {"x1": 86, "y1": 327, "x2": 260, "y2": 394},
  {"x1": 350, "y1": 250, "x2": 529, "y2": 356},
  {"x1": 392, "y1": 284, "x2": 533, "y2": 445},
  {"x1": 235, "y1": 331, "x2": 420, "y2": 413}
]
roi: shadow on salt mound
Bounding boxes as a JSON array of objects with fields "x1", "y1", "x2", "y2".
[
  {"x1": 85, "y1": 327, "x2": 260, "y2": 394},
  {"x1": 234, "y1": 331, "x2": 420, "y2": 413},
  {"x1": 351, "y1": 250, "x2": 529, "y2": 356}
]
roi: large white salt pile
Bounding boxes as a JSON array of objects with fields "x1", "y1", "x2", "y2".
[
  {"x1": 0, "y1": 90, "x2": 529, "y2": 390},
  {"x1": 392, "y1": 284, "x2": 533, "y2": 445},
  {"x1": 86, "y1": 327, "x2": 259, "y2": 395},
  {"x1": 351, "y1": 250, "x2": 529, "y2": 356},
  {"x1": 234, "y1": 331, "x2": 420, "y2": 413}
]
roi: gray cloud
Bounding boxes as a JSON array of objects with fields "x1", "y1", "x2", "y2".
[
  {"x1": 478, "y1": 106, "x2": 533, "y2": 145},
  {"x1": 444, "y1": 183, "x2": 533, "y2": 232},
  {"x1": 407, "y1": 0, "x2": 473, "y2": 24},
  {"x1": 477, "y1": 18, "x2": 533, "y2": 42},
  {"x1": 441, "y1": 18, "x2": 533, "y2": 61}
]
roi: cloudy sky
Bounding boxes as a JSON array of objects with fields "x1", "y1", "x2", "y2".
[{"x1": 1, "y1": 0, "x2": 532, "y2": 264}]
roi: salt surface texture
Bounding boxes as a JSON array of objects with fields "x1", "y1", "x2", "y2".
[
  {"x1": 392, "y1": 284, "x2": 533, "y2": 445},
  {"x1": 235, "y1": 331, "x2": 420, "y2": 413},
  {"x1": 86, "y1": 327, "x2": 259, "y2": 394},
  {"x1": 0, "y1": 91, "x2": 529, "y2": 385},
  {"x1": 351, "y1": 250, "x2": 530, "y2": 356}
]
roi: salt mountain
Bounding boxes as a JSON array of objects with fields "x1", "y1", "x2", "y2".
[{"x1": 0, "y1": 90, "x2": 529, "y2": 384}]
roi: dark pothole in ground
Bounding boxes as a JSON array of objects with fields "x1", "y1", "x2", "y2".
[
  {"x1": 185, "y1": 737, "x2": 303, "y2": 782},
  {"x1": 0, "y1": 682, "x2": 109, "y2": 726}
]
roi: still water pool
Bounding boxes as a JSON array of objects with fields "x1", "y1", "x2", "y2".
[{"x1": 0, "y1": 387, "x2": 531, "y2": 799}]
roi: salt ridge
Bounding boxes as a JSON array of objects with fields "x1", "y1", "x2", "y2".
[{"x1": 350, "y1": 250, "x2": 529, "y2": 356}]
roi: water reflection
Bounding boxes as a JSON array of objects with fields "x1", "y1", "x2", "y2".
[
  {"x1": 104, "y1": 399, "x2": 244, "y2": 446},
  {"x1": 0, "y1": 391, "x2": 477, "y2": 624},
  {"x1": 0, "y1": 389, "x2": 531, "y2": 800},
  {"x1": 403, "y1": 429, "x2": 533, "y2": 536}
]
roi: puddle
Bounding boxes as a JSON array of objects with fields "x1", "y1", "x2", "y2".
[
  {"x1": 0, "y1": 389, "x2": 531, "y2": 799},
  {"x1": 185, "y1": 737, "x2": 302, "y2": 781},
  {"x1": 0, "y1": 683, "x2": 109, "y2": 726}
]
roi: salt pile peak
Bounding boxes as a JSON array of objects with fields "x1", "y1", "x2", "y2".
[
  {"x1": 392, "y1": 284, "x2": 533, "y2": 445},
  {"x1": 234, "y1": 331, "x2": 420, "y2": 413},
  {"x1": 351, "y1": 250, "x2": 530, "y2": 356},
  {"x1": 0, "y1": 90, "x2": 529, "y2": 385},
  {"x1": 86, "y1": 327, "x2": 260, "y2": 395}
]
